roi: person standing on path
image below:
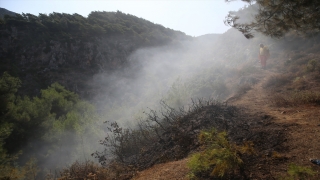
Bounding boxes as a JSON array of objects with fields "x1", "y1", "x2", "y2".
[{"x1": 259, "y1": 44, "x2": 270, "y2": 69}]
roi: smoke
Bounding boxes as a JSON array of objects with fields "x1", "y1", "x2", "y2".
[
  {"x1": 33, "y1": 26, "x2": 266, "y2": 174},
  {"x1": 89, "y1": 32, "x2": 247, "y2": 131},
  {"x1": 15, "y1": 4, "x2": 320, "y2": 176}
]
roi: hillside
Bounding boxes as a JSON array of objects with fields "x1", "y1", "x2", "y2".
[
  {"x1": 0, "y1": 8, "x2": 16, "y2": 18},
  {"x1": 133, "y1": 70, "x2": 320, "y2": 180},
  {"x1": 0, "y1": 9, "x2": 190, "y2": 99},
  {"x1": 132, "y1": 47, "x2": 320, "y2": 180},
  {"x1": 1, "y1": 5, "x2": 320, "y2": 180},
  {"x1": 52, "y1": 31, "x2": 320, "y2": 179}
]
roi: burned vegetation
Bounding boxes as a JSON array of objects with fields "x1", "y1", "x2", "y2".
[{"x1": 87, "y1": 99, "x2": 290, "y2": 179}]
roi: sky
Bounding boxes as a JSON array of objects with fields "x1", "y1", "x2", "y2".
[{"x1": 1, "y1": 0, "x2": 247, "y2": 36}]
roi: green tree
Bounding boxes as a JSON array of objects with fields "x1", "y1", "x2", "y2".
[
  {"x1": 0, "y1": 72, "x2": 25, "y2": 180},
  {"x1": 0, "y1": 72, "x2": 101, "y2": 175},
  {"x1": 0, "y1": 72, "x2": 21, "y2": 153},
  {"x1": 225, "y1": 0, "x2": 320, "y2": 38}
]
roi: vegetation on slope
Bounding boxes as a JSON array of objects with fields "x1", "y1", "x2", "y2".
[
  {"x1": 225, "y1": 0, "x2": 320, "y2": 38},
  {"x1": 187, "y1": 128, "x2": 254, "y2": 179},
  {"x1": 0, "y1": 9, "x2": 191, "y2": 100},
  {"x1": 0, "y1": 72, "x2": 102, "y2": 179},
  {"x1": 2, "y1": 1, "x2": 320, "y2": 179},
  {"x1": 0, "y1": 10, "x2": 186, "y2": 47}
]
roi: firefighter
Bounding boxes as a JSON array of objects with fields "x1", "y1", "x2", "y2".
[{"x1": 259, "y1": 44, "x2": 270, "y2": 69}]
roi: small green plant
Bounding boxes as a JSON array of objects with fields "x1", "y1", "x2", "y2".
[
  {"x1": 187, "y1": 128, "x2": 254, "y2": 179},
  {"x1": 279, "y1": 163, "x2": 316, "y2": 180}
]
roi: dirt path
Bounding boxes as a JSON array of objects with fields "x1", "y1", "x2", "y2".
[
  {"x1": 132, "y1": 69, "x2": 320, "y2": 179},
  {"x1": 228, "y1": 69, "x2": 320, "y2": 178},
  {"x1": 132, "y1": 158, "x2": 189, "y2": 180}
]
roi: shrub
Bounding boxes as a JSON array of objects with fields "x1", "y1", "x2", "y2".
[
  {"x1": 292, "y1": 76, "x2": 308, "y2": 90},
  {"x1": 187, "y1": 128, "x2": 254, "y2": 179},
  {"x1": 305, "y1": 59, "x2": 318, "y2": 72},
  {"x1": 269, "y1": 93, "x2": 291, "y2": 107},
  {"x1": 263, "y1": 74, "x2": 292, "y2": 88},
  {"x1": 290, "y1": 90, "x2": 320, "y2": 105},
  {"x1": 279, "y1": 163, "x2": 316, "y2": 180},
  {"x1": 0, "y1": 157, "x2": 39, "y2": 180},
  {"x1": 57, "y1": 160, "x2": 134, "y2": 180},
  {"x1": 270, "y1": 91, "x2": 320, "y2": 106},
  {"x1": 93, "y1": 99, "x2": 243, "y2": 175}
]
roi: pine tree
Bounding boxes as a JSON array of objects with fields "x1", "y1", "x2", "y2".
[{"x1": 225, "y1": 0, "x2": 320, "y2": 38}]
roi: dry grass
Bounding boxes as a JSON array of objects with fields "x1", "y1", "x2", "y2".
[
  {"x1": 57, "y1": 160, "x2": 136, "y2": 180},
  {"x1": 270, "y1": 90, "x2": 320, "y2": 107},
  {"x1": 236, "y1": 83, "x2": 252, "y2": 95},
  {"x1": 269, "y1": 93, "x2": 291, "y2": 107},
  {"x1": 263, "y1": 74, "x2": 293, "y2": 88},
  {"x1": 291, "y1": 76, "x2": 308, "y2": 90}
]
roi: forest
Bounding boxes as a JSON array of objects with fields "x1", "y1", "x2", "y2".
[{"x1": 1, "y1": 10, "x2": 186, "y2": 46}]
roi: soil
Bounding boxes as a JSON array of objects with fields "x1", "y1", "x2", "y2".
[{"x1": 132, "y1": 67, "x2": 320, "y2": 179}]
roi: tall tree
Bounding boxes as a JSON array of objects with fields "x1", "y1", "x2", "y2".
[{"x1": 225, "y1": 0, "x2": 320, "y2": 38}]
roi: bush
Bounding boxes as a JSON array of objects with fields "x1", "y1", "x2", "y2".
[
  {"x1": 270, "y1": 90, "x2": 320, "y2": 106},
  {"x1": 187, "y1": 128, "x2": 254, "y2": 179},
  {"x1": 263, "y1": 74, "x2": 292, "y2": 88},
  {"x1": 0, "y1": 157, "x2": 39, "y2": 180},
  {"x1": 269, "y1": 93, "x2": 291, "y2": 107},
  {"x1": 305, "y1": 59, "x2": 318, "y2": 72},
  {"x1": 279, "y1": 163, "x2": 316, "y2": 180},
  {"x1": 290, "y1": 90, "x2": 320, "y2": 105},
  {"x1": 93, "y1": 99, "x2": 244, "y2": 174},
  {"x1": 292, "y1": 76, "x2": 308, "y2": 90},
  {"x1": 57, "y1": 160, "x2": 134, "y2": 180}
]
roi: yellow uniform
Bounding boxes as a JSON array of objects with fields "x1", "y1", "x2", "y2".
[
  {"x1": 259, "y1": 46, "x2": 269, "y2": 69},
  {"x1": 260, "y1": 47, "x2": 269, "y2": 56}
]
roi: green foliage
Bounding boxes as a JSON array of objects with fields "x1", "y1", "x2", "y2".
[
  {"x1": 0, "y1": 72, "x2": 21, "y2": 112},
  {"x1": 226, "y1": 0, "x2": 320, "y2": 38},
  {"x1": 279, "y1": 163, "x2": 316, "y2": 180},
  {"x1": 0, "y1": 72, "x2": 102, "y2": 179},
  {"x1": 1, "y1": 10, "x2": 187, "y2": 47},
  {"x1": 0, "y1": 72, "x2": 21, "y2": 169},
  {"x1": 188, "y1": 128, "x2": 254, "y2": 179}
]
